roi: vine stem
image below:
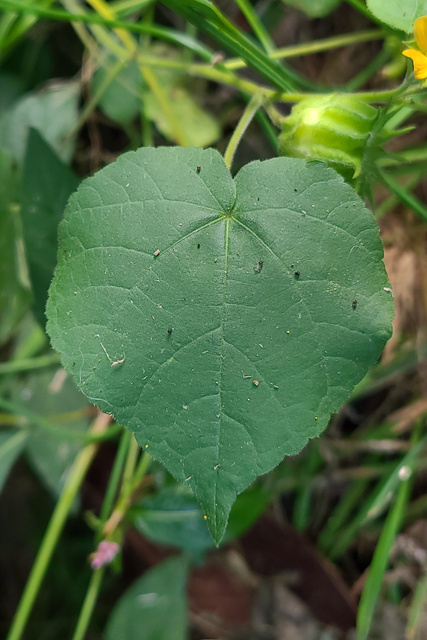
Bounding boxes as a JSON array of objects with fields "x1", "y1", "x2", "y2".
[
  {"x1": 69, "y1": 437, "x2": 151, "y2": 639},
  {"x1": 224, "y1": 92, "x2": 264, "y2": 170},
  {"x1": 103, "y1": 447, "x2": 152, "y2": 537},
  {"x1": 6, "y1": 412, "x2": 111, "y2": 640},
  {"x1": 70, "y1": 567, "x2": 105, "y2": 640}
]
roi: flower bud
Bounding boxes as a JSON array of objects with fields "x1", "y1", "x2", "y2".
[{"x1": 279, "y1": 94, "x2": 379, "y2": 177}]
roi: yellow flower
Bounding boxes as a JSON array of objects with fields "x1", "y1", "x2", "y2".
[{"x1": 402, "y1": 15, "x2": 427, "y2": 80}]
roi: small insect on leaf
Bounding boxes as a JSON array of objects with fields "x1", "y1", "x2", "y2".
[
  {"x1": 167, "y1": 328, "x2": 173, "y2": 334},
  {"x1": 294, "y1": 271, "x2": 300, "y2": 277},
  {"x1": 352, "y1": 300, "x2": 357, "y2": 308},
  {"x1": 253, "y1": 380, "x2": 259, "y2": 386},
  {"x1": 196, "y1": 165, "x2": 201, "y2": 173},
  {"x1": 154, "y1": 249, "x2": 160, "y2": 257},
  {"x1": 254, "y1": 260, "x2": 263, "y2": 273}
]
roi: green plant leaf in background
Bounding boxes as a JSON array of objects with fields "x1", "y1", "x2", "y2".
[
  {"x1": 133, "y1": 482, "x2": 270, "y2": 558},
  {"x1": 0, "y1": 149, "x2": 30, "y2": 345},
  {"x1": 93, "y1": 46, "x2": 221, "y2": 146},
  {"x1": 92, "y1": 56, "x2": 144, "y2": 126},
  {"x1": 281, "y1": 0, "x2": 341, "y2": 19},
  {"x1": 0, "y1": 430, "x2": 28, "y2": 494},
  {"x1": 46, "y1": 146, "x2": 393, "y2": 543},
  {"x1": 0, "y1": 82, "x2": 79, "y2": 164},
  {"x1": 134, "y1": 484, "x2": 216, "y2": 558},
  {"x1": 105, "y1": 556, "x2": 188, "y2": 640},
  {"x1": 367, "y1": 0, "x2": 427, "y2": 33},
  {"x1": 13, "y1": 369, "x2": 90, "y2": 500},
  {"x1": 21, "y1": 129, "x2": 80, "y2": 328},
  {"x1": 143, "y1": 82, "x2": 221, "y2": 148}
]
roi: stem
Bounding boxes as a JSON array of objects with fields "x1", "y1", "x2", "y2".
[
  {"x1": 234, "y1": 0, "x2": 275, "y2": 53},
  {"x1": 0, "y1": 353, "x2": 60, "y2": 375},
  {"x1": 6, "y1": 412, "x2": 111, "y2": 640},
  {"x1": 98, "y1": 429, "x2": 130, "y2": 536},
  {"x1": 121, "y1": 434, "x2": 139, "y2": 494},
  {"x1": 225, "y1": 29, "x2": 384, "y2": 70},
  {"x1": 0, "y1": 0, "x2": 213, "y2": 60},
  {"x1": 103, "y1": 448, "x2": 151, "y2": 537},
  {"x1": 71, "y1": 55, "x2": 129, "y2": 136},
  {"x1": 380, "y1": 171, "x2": 427, "y2": 223},
  {"x1": 346, "y1": 47, "x2": 390, "y2": 91},
  {"x1": 224, "y1": 92, "x2": 264, "y2": 169},
  {"x1": 72, "y1": 437, "x2": 151, "y2": 639},
  {"x1": 70, "y1": 568, "x2": 105, "y2": 640}
]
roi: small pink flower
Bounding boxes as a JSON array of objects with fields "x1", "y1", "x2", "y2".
[{"x1": 90, "y1": 540, "x2": 120, "y2": 570}]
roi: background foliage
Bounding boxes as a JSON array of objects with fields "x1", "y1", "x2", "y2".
[{"x1": 1, "y1": 1, "x2": 427, "y2": 639}]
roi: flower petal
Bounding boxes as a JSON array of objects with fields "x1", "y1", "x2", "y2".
[
  {"x1": 414, "y1": 15, "x2": 427, "y2": 56},
  {"x1": 402, "y1": 48, "x2": 427, "y2": 79}
]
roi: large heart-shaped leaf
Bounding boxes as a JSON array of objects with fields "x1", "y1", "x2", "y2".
[{"x1": 46, "y1": 147, "x2": 393, "y2": 542}]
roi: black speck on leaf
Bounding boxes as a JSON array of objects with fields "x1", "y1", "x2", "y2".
[
  {"x1": 294, "y1": 271, "x2": 300, "y2": 277},
  {"x1": 167, "y1": 328, "x2": 173, "y2": 334}
]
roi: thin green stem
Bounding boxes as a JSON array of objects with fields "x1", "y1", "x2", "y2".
[
  {"x1": 380, "y1": 171, "x2": 427, "y2": 223},
  {"x1": 0, "y1": 353, "x2": 60, "y2": 375},
  {"x1": 121, "y1": 435, "x2": 140, "y2": 497},
  {"x1": 0, "y1": 397, "x2": 87, "y2": 442},
  {"x1": 233, "y1": 0, "x2": 275, "y2": 53},
  {"x1": 103, "y1": 448, "x2": 151, "y2": 537},
  {"x1": 224, "y1": 92, "x2": 264, "y2": 170},
  {"x1": 6, "y1": 413, "x2": 111, "y2": 640},
  {"x1": 71, "y1": 55, "x2": 129, "y2": 136},
  {"x1": 98, "y1": 429, "x2": 131, "y2": 534},
  {"x1": 0, "y1": 0, "x2": 213, "y2": 60},
  {"x1": 346, "y1": 47, "x2": 390, "y2": 91},
  {"x1": 71, "y1": 568, "x2": 105, "y2": 640},
  {"x1": 131, "y1": 448, "x2": 152, "y2": 492},
  {"x1": 224, "y1": 29, "x2": 384, "y2": 70}
]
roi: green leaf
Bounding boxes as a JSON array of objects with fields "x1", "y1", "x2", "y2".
[
  {"x1": 46, "y1": 147, "x2": 393, "y2": 543},
  {"x1": 13, "y1": 369, "x2": 90, "y2": 500},
  {"x1": 0, "y1": 430, "x2": 28, "y2": 494},
  {"x1": 366, "y1": 0, "x2": 427, "y2": 33},
  {"x1": 134, "y1": 484, "x2": 215, "y2": 557},
  {"x1": 161, "y1": 0, "x2": 295, "y2": 91},
  {"x1": 0, "y1": 82, "x2": 79, "y2": 164},
  {"x1": 281, "y1": 0, "x2": 341, "y2": 18},
  {"x1": 133, "y1": 481, "x2": 270, "y2": 555},
  {"x1": 93, "y1": 56, "x2": 144, "y2": 125},
  {"x1": 0, "y1": 149, "x2": 30, "y2": 344},
  {"x1": 144, "y1": 85, "x2": 220, "y2": 147},
  {"x1": 21, "y1": 129, "x2": 80, "y2": 328},
  {"x1": 105, "y1": 556, "x2": 188, "y2": 640}
]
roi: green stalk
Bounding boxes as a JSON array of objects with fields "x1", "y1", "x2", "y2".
[
  {"x1": 98, "y1": 429, "x2": 131, "y2": 535},
  {"x1": 103, "y1": 448, "x2": 152, "y2": 537},
  {"x1": 72, "y1": 436, "x2": 151, "y2": 639},
  {"x1": 161, "y1": 0, "x2": 296, "y2": 91},
  {"x1": 70, "y1": 568, "x2": 105, "y2": 640},
  {"x1": 70, "y1": 55, "x2": 129, "y2": 136},
  {"x1": 356, "y1": 457, "x2": 415, "y2": 639},
  {"x1": 346, "y1": 47, "x2": 390, "y2": 91},
  {"x1": 224, "y1": 30, "x2": 384, "y2": 69},
  {"x1": 0, "y1": 353, "x2": 60, "y2": 375},
  {"x1": 234, "y1": 0, "x2": 275, "y2": 53},
  {"x1": 380, "y1": 171, "x2": 427, "y2": 223},
  {"x1": 0, "y1": 0, "x2": 213, "y2": 60},
  {"x1": 224, "y1": 92, "x2": 264, "y2": 169},
  {"x1": 6, "y1": 413, "x2": 111, "y2": 640}
]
